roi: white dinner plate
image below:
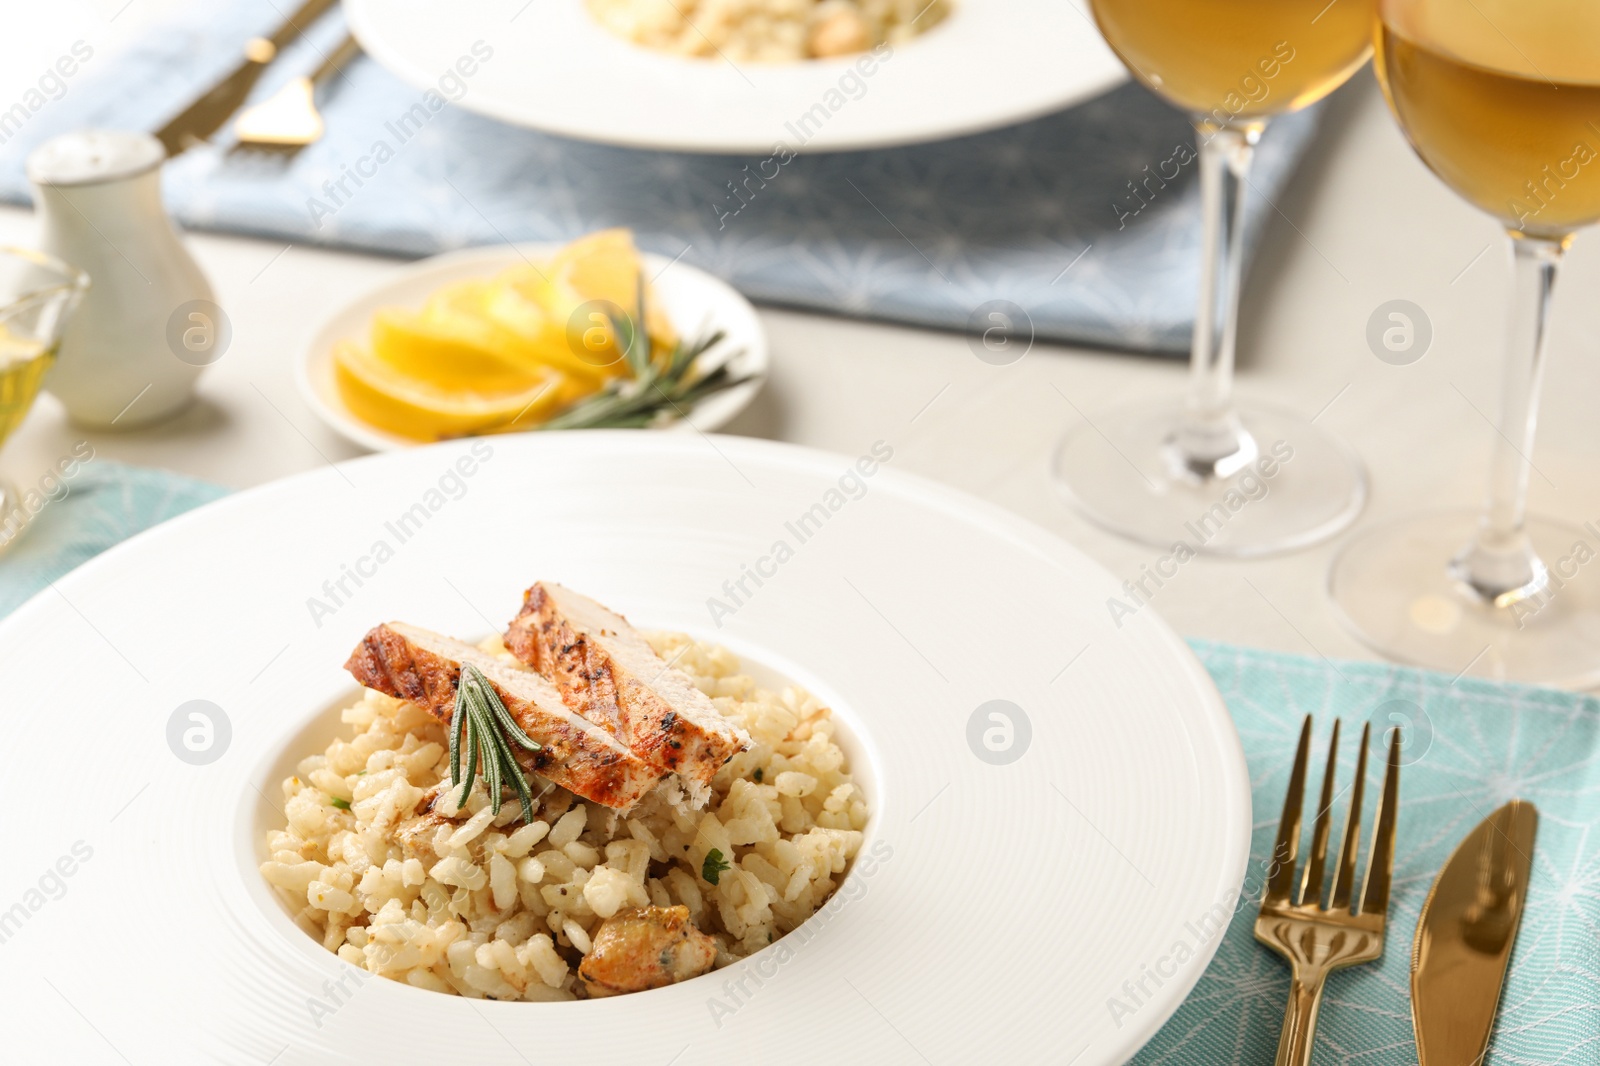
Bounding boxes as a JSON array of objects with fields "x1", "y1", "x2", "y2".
[
  {"x1": 297, "y1": 244, "x2": 768, "y2": 452},
  {"x1": 1, "y1": 433, "x2": 1247, "y2": 1064},
  {"x1": 344, "y1": 0, "x2": 1127, "y2": 153}
]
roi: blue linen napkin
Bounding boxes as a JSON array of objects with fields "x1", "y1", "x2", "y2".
[
  {"x1": 0, "y1": 462, "x2": 1590, "y2": 1061},
  {"x1": 0, "y1": 2, "x2": 1325, "y2": 353}
]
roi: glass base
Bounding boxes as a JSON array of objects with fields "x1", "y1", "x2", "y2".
[
  {"x1": 1052, "y1": 400, "x2": 1367, "y2": 557},
  {"x1": 1328, "y1": 508, "x2": 1600, "y2": 687}
]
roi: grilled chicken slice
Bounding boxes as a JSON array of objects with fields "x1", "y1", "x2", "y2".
[
  {"x1": 344, "y1": 622, "x2": 662, "y2": 811},
  {"x1": 393, "y1": 810, "x2": 451, "y2": 863},
  {"x1": 504, "y1": 582, "x2": 750, "y2": 798},
  {"x1": 578, "y1": 906, "x2": 717, "y2": 997},
  {"x1": 390, "y1": 783, "x2": 462, "y2": 863}
]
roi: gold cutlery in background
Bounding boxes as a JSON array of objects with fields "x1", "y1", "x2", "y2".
[
  {"x1": 233, "y1": 33, "x2": 361, "y2": 156},
  {"x1": 1256, "y1": 717, "x2": 1401, "y2": 1066},
  {"x1": 1412, "y1": 800, "x2": 1537, "y2": 1066},
  {"x1": 154, "y1": 0, "x2": 339, "y2": 156}
]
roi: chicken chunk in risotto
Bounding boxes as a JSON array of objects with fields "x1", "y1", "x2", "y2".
[{"x1": 578, "y1": 906, "x2": 718, "y2": 996}]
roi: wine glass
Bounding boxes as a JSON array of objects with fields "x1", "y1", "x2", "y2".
[
  {"x1": 0, "y1": 248, "x2": 89, "y2": 555},
  {"x1": 1054, "y1": 0, "x2": 1373, "y2": 555},
  {"x1": 1329, "y1": 0, "x2": 1600, "y2": 684}
]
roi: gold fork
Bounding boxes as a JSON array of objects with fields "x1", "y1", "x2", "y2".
[
  {"x1": 154, "y1": 0, "x2": 338, "y2": 156},
  {"x1": 232, "y1": 33, "x2": 361, "y2": 155},
  {"x1": 1255, "y1": 716, "x2": 1401, "y2": 1066}
]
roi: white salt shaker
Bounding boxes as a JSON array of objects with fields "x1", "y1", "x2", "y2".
[{"x1": 27, "y1": 130, "x2": 221, "y2": 427}]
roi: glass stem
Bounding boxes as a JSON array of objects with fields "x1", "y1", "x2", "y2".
[
  {"x1": 1450, "y1": 234, "x2": 1567, "y2": 606},
  {"x1": 1167, "y1": 119, "x2": 1264, "y2": 482}
]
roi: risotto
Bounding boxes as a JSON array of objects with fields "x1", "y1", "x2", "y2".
[
  {"x1": 261, "y1": 631, "x2": 868, "y2": 1000},
  {"x1": 586, "y1": 0, "x2": 950, "y2": 63}
]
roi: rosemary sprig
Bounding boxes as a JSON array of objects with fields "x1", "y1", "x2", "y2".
[
  {"x1": 483, "y1": 274, "x2": 753, "y2": 434},
  {"x1": 533, "y1": 327, "x2": 748, "y2": 431},
  {"x1": 450, "y1": 664, "x2": 542, "y2": 824}
]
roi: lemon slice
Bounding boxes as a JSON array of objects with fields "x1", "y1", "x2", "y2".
[
  {"x1": 333, "y1": 341, "x2": 565, "y2": 442},
  {"x1": 476, "y1": 278, "x2": 620, "y2": 385},
  {"x1": 553, "y1": 229, "x2": 679, "y2": 350},
  {"x1": 503, "y1": 229, "x2": 678, "y2": 365},
  {"x1": 370, "y1": 297, "x2": 538, "y2": 390}
]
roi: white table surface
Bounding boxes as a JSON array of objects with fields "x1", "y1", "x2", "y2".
[{"x1": 5, "y1": 1, "x2": 1600, "y2": 681}]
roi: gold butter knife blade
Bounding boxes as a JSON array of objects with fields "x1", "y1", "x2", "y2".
[
  {"x1": 154, "y1": 0, "x2": 339, "y2": 156},
  {"x1": 1412, "y1": 799, "x2": 1537, "y2": 1066}
]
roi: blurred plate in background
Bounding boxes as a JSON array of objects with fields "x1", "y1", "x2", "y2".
[{"x1": 344, "y1": 0, "x2": 1127, "y2": 153}]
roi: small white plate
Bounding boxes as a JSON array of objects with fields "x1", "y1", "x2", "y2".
[
  {"x1": 297, "y1": 244, "x2": 769, "y2": 453},
  {"x1": 344, "y1": 0, "x2": 1127, "y2": 153},
  {"x1": 1, "y1": 433, "x2": 1248, "y2": 1065}
]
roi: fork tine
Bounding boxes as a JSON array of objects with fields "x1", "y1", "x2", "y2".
[
  {"x1": 1359, "y1": 725, "x2": 1403, "y2": 916},
  {"x1": 1298, "y1": 718, "x2": 1340, "y2": 909},
  {"x1": 1264, "y1": 715, "x2": 1312, "y2": 907},
  {"x1": 1328, "y1": 721, "x2": 1370, "y2": 911}
]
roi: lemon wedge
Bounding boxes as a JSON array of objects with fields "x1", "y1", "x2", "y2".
[
  {"x1": 476, "y1": 278, "x2": 621, "y2": 386},
  {"x1": 370, "y1": 298, "x2": 539, "y2": 390},
  {"x1": 333, "y1": 341, "x2": 565, "y2": 442},
  {"x1": 503, "y1": 228, "x2": 678, "y2": 367}
]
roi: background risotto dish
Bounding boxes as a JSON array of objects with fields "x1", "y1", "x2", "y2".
[
  {"x1": 262, "y1": 628, "x2": 868, "y2": 1001},
  {"x1": 586, "y1": 0, "x2": 950, "y2": 62}
]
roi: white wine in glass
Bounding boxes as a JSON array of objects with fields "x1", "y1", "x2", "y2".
[
  {"x1": 1329, "y1": 0, "x2": 1600, "y2": 684},
  {"x1": 1053, "y1": 0, "x2": 1373, "y2": 556},
  {"x1": 1094, "y1": 0, "x2": 1372, "y2": 118},
  {"x1": 0, "y1": 248, "x2": 87, "y2": 555}
]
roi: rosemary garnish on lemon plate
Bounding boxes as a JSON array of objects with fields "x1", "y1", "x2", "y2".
[
  {"x1": 450, "y1": 664, "x2": 543, "y2": 824},
  {"x1": 491, "y1": 280, "x2": 753, "y2": 433}
]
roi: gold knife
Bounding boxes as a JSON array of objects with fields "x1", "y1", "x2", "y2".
[
  {"x1": 154, "y1": 0, "x2": 340, "y2": 156},
  {"x1": 1412, "y1": 799, "x2": 1537, "y2": 1065}
]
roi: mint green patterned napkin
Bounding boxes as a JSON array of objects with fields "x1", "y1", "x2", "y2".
[
  {"x1": 1135, "y1": 641, "x2": 1596, "y2": 1063},
  {"x1": 0, "y1": 461, "x2": 227, "y2": 619}
]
